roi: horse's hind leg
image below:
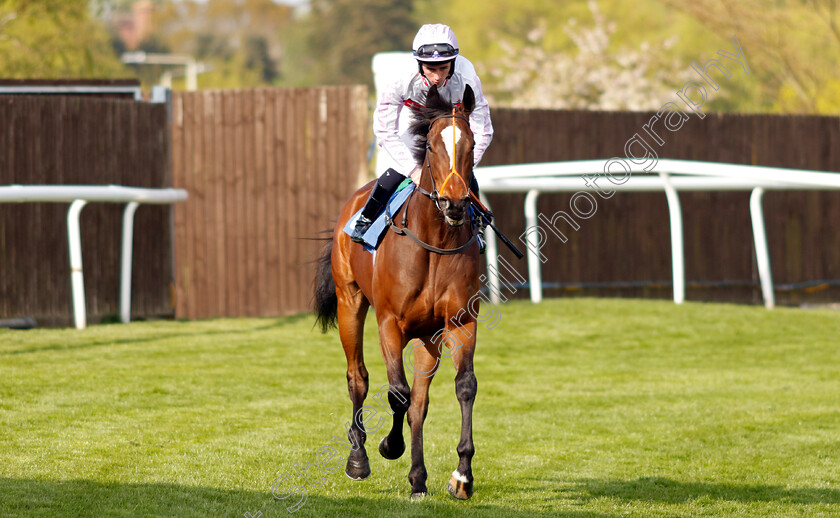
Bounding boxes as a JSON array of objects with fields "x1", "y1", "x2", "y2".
[{"x1": 337, "y1": 293, "x2": 372, "y2": 480}]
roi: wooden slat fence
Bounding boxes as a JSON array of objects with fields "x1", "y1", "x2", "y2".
[
  {"x1": 6, "y1": 90, "x2": 836, "y2": 324},
  {"x1": 0, "y1": 95, "x2": 172, "y2": 326},
  {"x1": 171, "y1": 86, "x2": 369, "y2": 320},
  {"x1": 480, "y1": 109, "x2": 840, "y2": 305}
]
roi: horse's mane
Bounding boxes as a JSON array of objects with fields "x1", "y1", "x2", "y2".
[{"x1": 407, "y1": 87, "x2": 458, "y2": 164}]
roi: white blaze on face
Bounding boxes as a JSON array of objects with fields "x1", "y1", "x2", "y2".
[{"x1": 442, "y1": 121, "x2": 463, "y2": 172}]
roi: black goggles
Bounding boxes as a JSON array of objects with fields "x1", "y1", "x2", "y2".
[{"x1": 414, "y1": 43, "x2": 459, "y2": 59}]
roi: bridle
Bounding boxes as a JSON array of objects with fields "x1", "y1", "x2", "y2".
[
  {"x1": 386, "y1": 110, "x2": 477, "y2": 255},
  {"x1": 416, "y1": 112, "x2": 471, "y2": 210}
]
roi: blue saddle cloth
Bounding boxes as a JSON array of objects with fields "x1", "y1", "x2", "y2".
[{"x1": 343, "y1": 181, "x2": 416, "y2": 252}]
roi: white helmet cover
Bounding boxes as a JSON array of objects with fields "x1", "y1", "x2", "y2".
[{"x1": 412, "y1": 24, "x2": 459, "y2": 63}]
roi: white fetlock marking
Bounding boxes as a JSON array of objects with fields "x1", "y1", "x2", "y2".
[{"x1": 452, "y1": 470, "x2": 469, "y2": 483}]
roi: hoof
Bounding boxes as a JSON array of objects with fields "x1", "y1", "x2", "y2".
[
  {"x1": 446, "y1": 471, "x2": 473, "y2": 500},
  {"x1": 378, "y1": 436, "x2": 405, "y2": 460},
  {"x1": 344, "y1": 457, "x2": 370, "y2": 481},
  {"x1": 410, "y1": 491, "x2": 427, "y2": 500}
]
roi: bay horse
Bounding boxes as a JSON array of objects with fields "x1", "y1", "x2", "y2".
[{"x1": 313, "y1": 84, "x2": 480, "y2": 500}]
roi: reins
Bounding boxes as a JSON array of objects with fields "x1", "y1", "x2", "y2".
[
  {"x1": 387, "y1": 110, "x2": 477, "y2": 255},
  {"x1": 415, "y1": 111, "x2": 470, "y2": 207}
]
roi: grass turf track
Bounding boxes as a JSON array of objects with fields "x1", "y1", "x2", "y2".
[{"x1": 1, "y1": 298, "x2": 839, "y2": 517}]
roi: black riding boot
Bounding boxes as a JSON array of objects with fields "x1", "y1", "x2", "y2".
[{"x1": 351, "y1": 168, "x2": 407, "y2": 243}]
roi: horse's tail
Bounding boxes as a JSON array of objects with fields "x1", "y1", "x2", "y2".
[{"x1": 313, "y1": 240, "x2": 338, "y2": 333}]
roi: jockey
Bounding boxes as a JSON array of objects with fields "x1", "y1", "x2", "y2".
[{"x1": 351, "y1": 23, "x2": 494, "y2": 250}]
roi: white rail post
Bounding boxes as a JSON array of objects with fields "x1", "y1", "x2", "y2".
[
  {"x1": 120, "y1": 202, "x2": 140, "y2": 323},
  {"x1": 659, "y1": 173, "x2": 685, "y2": 304},
  {"x1": 67, "y1": 200, "x2": 88, "y2": 329},
  {"x1": 480, "y1": 192, "x2": 501, "y2": 305},
  {"x1": 524, "y1": 190, "x2": 542, "y2": 303},
  {"x1": 750, "y1": 188, "x2": 775, "y2": 309}
]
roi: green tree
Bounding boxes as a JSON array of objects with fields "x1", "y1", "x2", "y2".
[
  {"x1": 663, "y1": 0, "x2": 840, "y2": 114},
  {"x1": 141, "y1": 0, "x2": 292, "y2": 89},
  {"x1": 485, "y1": 1, "x2": 692, "y2": 110},
  {"x1": 243, "y1": 35, "x2": 277, "y2": 84},
  {"x1": 414, "y1": 0, "x2": 727, "y2": 108},
  {"x1": 301, "y1": 0, "x2": 416, "y2": 86},
  {"x1": 0, "y1": 0, "x2": 126, "y2": 78},
  {"x1": 194, "y1": 32, "x2": 232, "y2": 61},
  {"x1": 415, "y1": 0, "x2": 840, "y2": 114}
]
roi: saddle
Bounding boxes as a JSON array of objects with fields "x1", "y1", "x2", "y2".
[
  {"x1": 343, "y1": 179, "x2": 416, "y2": 252},
  {"x1": 343, "y1": 179, "x2": 488, "y2": 253}
]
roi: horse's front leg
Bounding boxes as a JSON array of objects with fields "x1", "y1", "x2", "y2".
[
  {"x1": 374, "y1": 317, "x2": 413, "y2": 481},
  {"x1": 404, "y1": 338, "x2": 440, "y2": 499},
  {"x1": 444, "y1": 320, "x2": 478, "y2": 500}
]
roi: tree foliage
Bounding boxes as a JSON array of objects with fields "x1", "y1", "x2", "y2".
[
  {"x1": 123, "y1": 0, "x2": 292, "y2": 88},
  {"x1": 0, "y1": 0, "x2": 125, "y2": 78},
  {"x1": 415, "y1": 0, "x2": 840, "y2": 114},
  {"x1": 485, "y1": 1, "x2": 691, "y2": 110},
  {"x1": 3, "y1": 0, "x2": 836, "y2": 114},
  {"x1": 299, "y1": 0, "x2": 416, "y2": 86},
  {"x1": 662, "y1": 0, "x2": 840, "y2": 114}
]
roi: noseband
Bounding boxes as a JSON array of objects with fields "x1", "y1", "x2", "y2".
[
  {"x1": 416, "y1": 112, "x2": 471, "y2": 212},
  {"x1": 385, "y1": 111, "x2": 477, "y2": 255}
]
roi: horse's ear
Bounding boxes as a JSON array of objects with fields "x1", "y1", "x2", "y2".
[
  {"x1": 426, "y1": 84, "x2": 441, "y2": 106},
  {"x1": 462, "y1": 85, "x2": 475, "y2": 115}
]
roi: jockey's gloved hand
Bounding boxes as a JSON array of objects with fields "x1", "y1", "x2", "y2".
[{"x1": 474, "y1": 204, "x2": 493, "y2": 224}]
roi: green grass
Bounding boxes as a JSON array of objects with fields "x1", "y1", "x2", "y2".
[{"x1": 1, "y1": 298, "x2": 839, "y2": 517}]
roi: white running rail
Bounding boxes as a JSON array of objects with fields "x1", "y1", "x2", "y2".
[
  {"x1": 474, "y1": 159, "x2": 840, "y2": 309},
  {"x1": 0, "y1": 185, "x2": 188, "y2": 329}
]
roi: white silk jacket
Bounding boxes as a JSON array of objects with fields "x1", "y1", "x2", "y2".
[{"x1": 373, "y1": 56, "x2": 494, "y2": 181}]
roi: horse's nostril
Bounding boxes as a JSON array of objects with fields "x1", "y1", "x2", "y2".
[
  {"x1": 444, "y1": 201, "x2": 467, "y2": 226},
  {"x1": 440, "y1": 198, "x2": 469, "y2": 211}
]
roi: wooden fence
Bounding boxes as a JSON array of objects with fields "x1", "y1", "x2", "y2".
[
  {"x1": 480, "y1": 109, "x2": 840, "y2": 305},
  {"x1": 170, "y1": 86, "x2": 369, "y2": 320},
  {"x1": 0, "y1": 94, "x2": 171, "y2": 326},
  {"x1": 6, "y1": 88, "x2": 838, "y2": 326},
  {"x1": 171, "y1": 100, "x2": 840, "y2": 317}
]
